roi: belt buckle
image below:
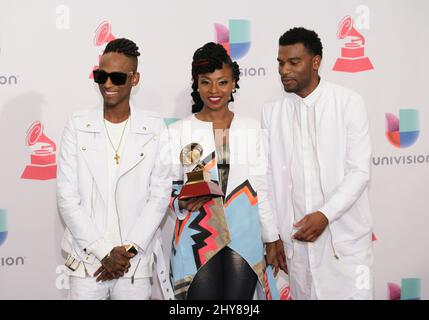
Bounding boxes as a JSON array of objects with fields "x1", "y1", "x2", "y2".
[{"x1": 65, "y1": 254, "x2": 81, "y2": 271}]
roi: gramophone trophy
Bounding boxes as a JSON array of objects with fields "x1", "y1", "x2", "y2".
[
  {"x1": 21, "y1": 121, "x2": 57, "y2": 180},
  {"x1": 178, "y1": 143, "x2": 224, "y2": 201}
]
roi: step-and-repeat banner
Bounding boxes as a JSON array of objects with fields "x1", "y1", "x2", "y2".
[{"x1": 1, "y1": 0, "x2": 427, "y2": 299}]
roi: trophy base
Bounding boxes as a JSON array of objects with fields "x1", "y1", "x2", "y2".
[
  {"x1": 21, "y1": 164, "x2": 57, "y2": 180},
  {"x1": 178, "y1": 180, "x2": 224, "y2": 201}
]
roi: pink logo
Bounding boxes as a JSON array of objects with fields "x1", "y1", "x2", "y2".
[
  {"x1": 388, "y1": 283, "x2": 401, "y2": 300},
  {"x1": 89, "y1": 21, "x2": 116, "y2": 78},
  {"x1": 21, "y1": 121, "x2": 57, "y2": 180},
  {"x1": 332, "y1": 15, "x2": 374, "y2": 73},
  {"x1": 280, "y1": 285, "x2": 292, "y2": 300}
]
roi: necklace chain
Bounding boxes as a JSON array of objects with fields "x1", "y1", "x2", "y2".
[{"x1": 104, "y1": 116, "x2": 129, "y2": 165}]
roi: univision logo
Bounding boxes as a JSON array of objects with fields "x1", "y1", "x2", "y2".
[
  {"x1": 0, "y1": 209, "x2": 26, "y2": 267},
  {"x1": 0, "y1": 75, "x2": 18, "y2": 85},
  {"x1": 214, "y1": 19, "x2": 266, "y2": 77},
  {"x1": 0, "y1": 209, "x2": 7, "y2": 246},
  {"x1": 386, "y1": 109, "x2": 419, "y2": 148},
  {"x1": 372, "y1": 108, "x2": 426, "y2": 166},
  {"x1": 388, "y1": 278, "x2": 421, "y2": 300},
  {"x1": 215, "y1": 19, "x2": 251, "y2": 60}
]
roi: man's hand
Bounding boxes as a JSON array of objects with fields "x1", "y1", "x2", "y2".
[
  {"x1": 93, "y1": 268, "x2": 115, "y2": 282},
  {"x1": 178, "y1": 196, "x2": 212, "y2": 212},
  {"x1": 94, "y1": 246, "x2": 135, "y2": 282},
  {"x1": 266, "y1": 239, "x2": 288, "y2": 276},
  {"x1": 293, "y1": 211, "x2": 328, "y2": 242}
]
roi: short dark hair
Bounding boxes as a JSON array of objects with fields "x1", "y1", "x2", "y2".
[
  {"x1": 279, "y1": 27, "x2": 323, "y2": 58},
  {"x1": 191, "y1": 42, "x2": 240, "y2": 113},
  {"x1": 103, "y1": 38, "x2": 140, "y2": 70}
]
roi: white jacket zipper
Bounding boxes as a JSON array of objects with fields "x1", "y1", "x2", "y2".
[{"x1": 113, "y1": 133, "x2": 155, "y2": 244}]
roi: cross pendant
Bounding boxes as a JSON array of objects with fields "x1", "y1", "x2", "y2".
[{"x1": 114, "y1": 153, "x2": 120, "y2": 165}]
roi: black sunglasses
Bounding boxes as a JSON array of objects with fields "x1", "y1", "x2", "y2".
[{"x1": 93, "y1": 69, "x2": 135, "y2": 85}]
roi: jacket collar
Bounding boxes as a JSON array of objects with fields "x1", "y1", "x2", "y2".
[
  {"x1": 302, "y1": 78, "x2": 324, "y2": 108},
  {"x1": 285, "y1": 78, "x2": 324, "y2": 106},
  {"x1": 285, "y1": 79, "x2": 326, "y2": 131},
  {"x1": 76, "y1": 104, "x2": 154, "y2": 135},
  {"x1": 189, "y1": 112, "x2": 238, "y2": 127},
  {"x1": 76, "y1": 104, "x2": 158, "y2": 206}
]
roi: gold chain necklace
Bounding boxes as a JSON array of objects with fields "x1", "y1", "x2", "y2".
[{"x1": 104, "y1": 116, "x2": 129, "y2": 165}]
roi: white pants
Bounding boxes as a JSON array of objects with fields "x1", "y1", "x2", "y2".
[
  {"x1": 285, "y1": 239, "x2": 373, "y2": 300},
  {"x1": 287, "y1": 240, "x2": 318, "y2": 300},
  {"x1": 69, "y1": 276, "x2": 152, "y2": 300}
]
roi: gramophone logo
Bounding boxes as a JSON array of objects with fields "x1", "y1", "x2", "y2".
[
  {"x1": 89, "y1": 20, "x2": 116, "y2": 78},
  {"x1": 215, "y1": 19, "x2": 251, "y2": 60},
  {"x1": 385, "y1": 109, "x2": 419, "y2": 148},
  {"x1": 280, "y1": 284, "x2": 292, "y2": 300},
  {"x1": 0, "y1": 209, "x2": 7, "y2": 247},
  {"x1": 332, "y1": 15, "x2": 374, "y2": 73},
  {"x1": 21, "y1": 121, "x2": 57, "y2": 180}
]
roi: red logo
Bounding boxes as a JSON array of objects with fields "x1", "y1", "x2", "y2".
[
  {"x1": 21, "y1": 121, "x2": 57, "y2": 180},
  {"x1": 89, "y1": 21, "x2": 116, "y2": 78},
  {"x1": 280, "y1": 285, "x2": 292, "y2": 300},
  {"x1": 332, "y1": 15, "x2": 374, "y2": 73}
]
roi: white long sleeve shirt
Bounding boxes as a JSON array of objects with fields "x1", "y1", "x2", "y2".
[{"x1": 289, "y1": 81, "x2": 332, "y2": 299}]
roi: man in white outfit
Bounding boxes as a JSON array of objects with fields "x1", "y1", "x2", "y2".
[
  {"x1": 57, "y1": 38, "x2": 171, "y2": 299},
  {"x1": 262, "y1": 27, "x2": 374, "y2": 299}
]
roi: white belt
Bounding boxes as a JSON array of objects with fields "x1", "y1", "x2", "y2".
[{"x1": 153, "y1": 230, "x2": 174, "y2": 300}]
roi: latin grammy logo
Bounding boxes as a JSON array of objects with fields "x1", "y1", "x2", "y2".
[
  {"x1": 89, "y1": 21, "x2": 116, "y2": 79},
  {"x1": 280, "y1": 285, "x2": 292, "y2": 300},
  {"x1": 94, "y1": 20, "x2": 115, "y2": 46},
  {"x1": 21, "y1": 121, "x2": 57, "y2": 180},
  {"x1": 332, "y1": 15, "x2": 374, "y2": 73}
]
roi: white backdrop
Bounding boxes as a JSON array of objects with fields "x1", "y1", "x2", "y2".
[{"x1": 0, "y1": 0, "x2": 428, "y2": 299}]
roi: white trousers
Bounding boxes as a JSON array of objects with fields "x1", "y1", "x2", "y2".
[
  {"x1": 285, "y1": 239, "x2": 373, "y2": 300},
  {"x1": 287, "y1": 240, "x2": 318, "y2": 300},
  {"x1": 69, "y1": 276, "x2": 152, "y2": 300}
]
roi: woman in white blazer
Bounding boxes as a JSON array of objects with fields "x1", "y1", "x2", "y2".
[{"x1": 168, "y1": 42, "x2": 282, "y2": 300}]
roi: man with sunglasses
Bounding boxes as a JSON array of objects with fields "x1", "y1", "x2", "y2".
[{"x1": 57, "y1": 38, "x2": 172, "y2": 300}]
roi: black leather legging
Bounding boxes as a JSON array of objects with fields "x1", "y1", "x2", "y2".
[{"x1": 186, "y1": 246, "x2": 258, "y2": 300}]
